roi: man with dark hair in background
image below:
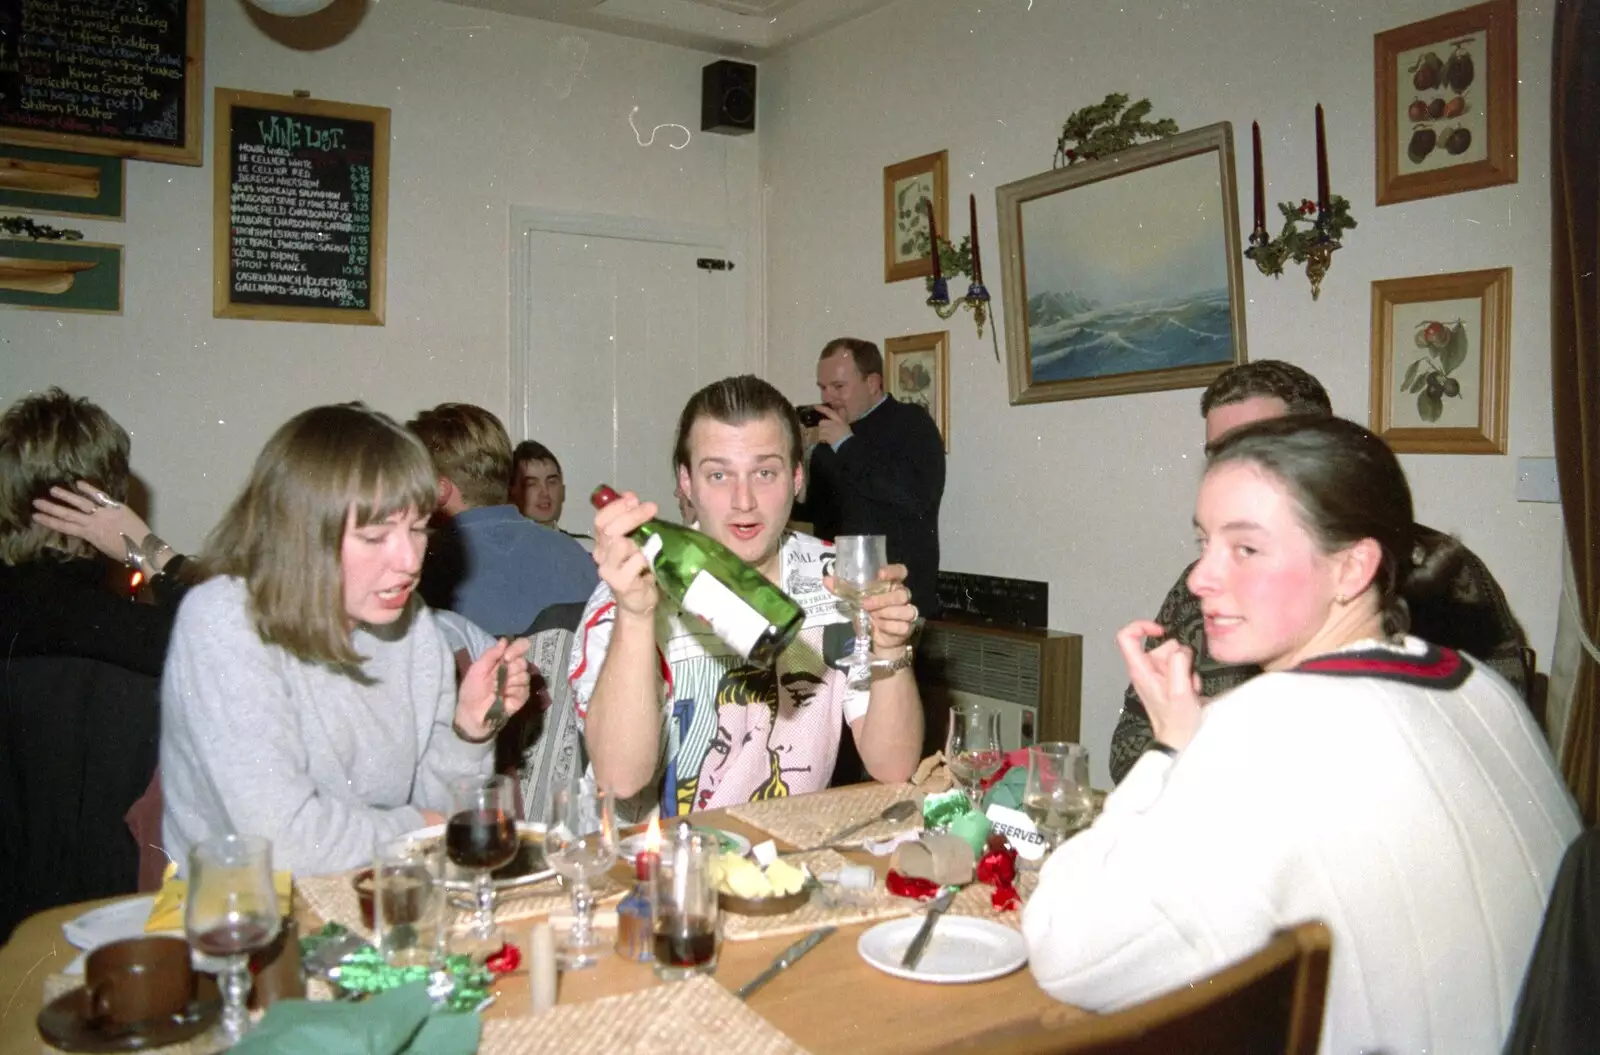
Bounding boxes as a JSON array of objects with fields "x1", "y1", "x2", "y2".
[
  {"x1": 510, "y1": 439, "x2": 593, "y2": 549},
  {"x1": 409, "y1": 404, "x2": 596, "y2": 637},
  {"x1": 1107, "y1": 360, "x2": 1532, "y2": 782}
]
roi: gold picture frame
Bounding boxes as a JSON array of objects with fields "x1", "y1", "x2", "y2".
[
  {"x1": 884, "y1": 330, "x2": 950, "y2": 449},
  {"x1": 883, "y1": 150, "x2": 948, "y2": 283},
  {"x1": 1374, "y1": 0, "x2": 1517, "y2": 206},
  {"x1": 1369, "y1": 267, "x2": 1511, "y2": 454},
  {"x1": 996, "y1": 123, "x2": 1248, "y2": 405}
]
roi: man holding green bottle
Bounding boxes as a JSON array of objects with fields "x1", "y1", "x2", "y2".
[{"x1": 571, "y1": 375, "x2": 925, "y2": 817}]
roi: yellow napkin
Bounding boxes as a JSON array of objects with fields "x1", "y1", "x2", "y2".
[{"x1": 146, "y1": 862, "x2": 294, "y2": 932}]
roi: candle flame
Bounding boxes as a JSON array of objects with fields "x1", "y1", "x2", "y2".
[
  {"x1": 645, "y1": 814, "x2": 661, "y2": 854},
  {"x1": 129, "y1": 570, "x2": 144, "y2": 592}
]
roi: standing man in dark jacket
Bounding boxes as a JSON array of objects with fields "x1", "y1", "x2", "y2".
[
  {"x1": 799, "y1": 338, "x2": 946, "y2": 618},
  {"x1": 798, "y1": 338, "x2": 947, "y2": 774}
]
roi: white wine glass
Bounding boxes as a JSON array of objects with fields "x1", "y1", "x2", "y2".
[
  {"x1": 545, "y1": 776, "x2": 618, "y2": 969},
  {"x1": 1022, "y1": 742, "x2": 1094, "y2": 853},
  {"x1": 945, "y1": 703, "x2": 1004, "y2": 808},
  {"x1": 833, "y1": 534, "x2": 898, "y2": 690},
  {"x1": 184, "y1": 834, "x2": 280, "y2": 1044}
]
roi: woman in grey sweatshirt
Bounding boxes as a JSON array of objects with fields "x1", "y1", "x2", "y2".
[{"x1": 160, "y1": 404, "x2": 533, "y2": 877}]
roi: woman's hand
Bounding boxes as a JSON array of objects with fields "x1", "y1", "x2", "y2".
[
  {"x1": 827, "y1": 563, "x2": 919, "y2": 656},
  {"x1": 454, "y1": 637, "x2": 533, "y2": 741},
  {"x1": 592, "y1": 491, "x2": 660, "y2": 619},
  {"x1": 32, "y1": 481, "x2": 154, "y2": 565},
  {"x1": 1116, "y1": 620, "x2": 1204, "y2": 753}
]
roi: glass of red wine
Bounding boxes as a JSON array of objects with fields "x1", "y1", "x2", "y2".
[
  {"x1": 446, "y1": 774, "x2": 519, "y2": 942},
  {"x1": 651, "y1": 823, "x2": 721, "y2": 981},
  {"x1": 544, "y1": 775, "x2": 618, "y2": 969},
  {"x1": 184, "y1": 834, "x2": 280, "y2": 1043}
]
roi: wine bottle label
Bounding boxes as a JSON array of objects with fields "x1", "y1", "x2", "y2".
[
  {"x1": 640, "y1": 533, "x2": 664, "y2": 566},
  {"x1": 682, "y1": 570, "x2": 770, "y2": 659}
]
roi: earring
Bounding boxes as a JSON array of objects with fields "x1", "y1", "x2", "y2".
[{"x1": 1334, "y1": 593, "x2": 1349, "y2": 606}]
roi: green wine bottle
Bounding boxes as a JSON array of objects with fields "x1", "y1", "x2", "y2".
[{"x1": 591, "y1": 485, "x2": 805, "y2": 666}]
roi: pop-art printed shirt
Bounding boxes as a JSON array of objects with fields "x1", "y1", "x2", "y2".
[{"x1": 570, "y1": 532, "x2": 867, "y2": 818}]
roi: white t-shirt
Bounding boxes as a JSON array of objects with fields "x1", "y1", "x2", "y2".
[{"x1": 570, "y1": 531, "x2": 868, "y2": 817}]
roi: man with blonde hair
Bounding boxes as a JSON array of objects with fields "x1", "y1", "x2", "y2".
[{"x1": 410, "y1": 403, "x2": 596, "y2": 637}]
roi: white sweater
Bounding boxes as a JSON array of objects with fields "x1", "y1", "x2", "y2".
[
  {"x1": 161, "y1": 577, "x2": 492, "y2": 876},
  {"x1": 1024, "y1": 637, "x2": 1580, "y2": 1054}
]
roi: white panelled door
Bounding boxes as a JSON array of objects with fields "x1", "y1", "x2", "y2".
[{"x1": 512, "y1": 219, "x2": 744, "y2": 531}]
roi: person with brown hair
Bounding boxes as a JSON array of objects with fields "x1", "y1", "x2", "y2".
[
  {"x1": 409, "y1": 403, "x2": 596, "y2": 637},
  {"x1": 1108, "y1": 359, "x2": 1531, "y2": 782},
  {"x1": 1025, "y1": 415, "x2": 1578, "y2": 1053},
  {"x1": 160, "y1": 403, "x2": 534, "y2": 876},
  {"x1": 574, "y1": 375, "x2": 923, "y2": 818},
  {"x1": 0, "y1": 388, "x2": 187, "y2": 675}
]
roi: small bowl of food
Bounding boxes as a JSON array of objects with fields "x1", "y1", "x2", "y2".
[{"x1": 713, "y1": 853, "x2": 812, "y2": 916}]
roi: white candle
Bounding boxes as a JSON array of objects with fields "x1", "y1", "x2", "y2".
[{"x1": 528, "y1": 922, "x2": 557, "y2": 1012}]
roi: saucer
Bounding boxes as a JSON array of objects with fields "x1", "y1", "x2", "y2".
[{"x1": 37, "y1": 976, "x2": 221, "y2": 1053}]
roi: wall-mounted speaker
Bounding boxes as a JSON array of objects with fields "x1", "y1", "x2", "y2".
[{"x1": 702, "y1": 60, "x2": 756, "y2": 136}]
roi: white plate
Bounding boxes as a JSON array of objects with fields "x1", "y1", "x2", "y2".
[
  {"x1": 62, "y1": 896, "x2": 160, "y2": 951},
  {"x1": 857, "y1": 915, "x2": 1029, "y2": 984},
  {"x1": 617, "y1": 827, "x2": 752, "y2": 861},
  {"x1": 405, "y1": 821, "x2": 555, "y2": 891}
]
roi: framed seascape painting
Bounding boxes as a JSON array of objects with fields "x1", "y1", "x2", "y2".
[
  {"x1": 1374, "y1": 0, "x2": 1517, "y2": 206},
  {"x1": 883, "y1": 150, "x2": 948, "y2": 283},
  {"x1": 996, "y1": 123, "x2": 1247, "y2": 405},
  {"x1": 884, "y1": 330, "x2": 950, "y2": 449},
  {"x1": 1369, "y1": 267, "x2": 1510, "y2": 454}
]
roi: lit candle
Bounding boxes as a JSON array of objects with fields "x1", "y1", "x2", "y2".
[
  {"x1": 926, "y1": 198, "x2": 942, "y2": 281},
  {"x1": 968, "y1": 194, "x2": 983, "y2": 284},
  {"x1": 1251, "y1": 121, "x2": 1266, "y2": 234},
  {"x1": 1314, "y1": 104, "x2": 1330, "y2": 215},
  {"x1": 639, "y1": 814, "x2": 661, "y2": 872}
]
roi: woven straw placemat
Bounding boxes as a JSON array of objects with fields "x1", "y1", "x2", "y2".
[
  {"x1": 725, "y1": 783, "x2": 922, "y2": 849},
  {"x1": 722, "y1": 850, "x2": 919, "y2": 942},
  {"x1": 480, "y1": 973, "x2": 809, "y2": 1055},
  {"x1": 297, "y1": 868, "x2": 624, "y2": 938}
]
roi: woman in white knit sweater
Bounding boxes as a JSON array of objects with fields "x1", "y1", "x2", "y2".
[
  {"x1": 161, "y1": 404, "x2": 533, "y2": 876},
  {"x1": 1023, "y1": 416, "x2": 1579, "y2": 1053}
]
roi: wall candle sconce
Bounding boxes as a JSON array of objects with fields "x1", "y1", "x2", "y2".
[
  {"x1": 1244, "y1": 107, "x2": 1357, "y2": 301},
  {"x1": 925, "y1": 195, "x2": 999, "y2": 357}
]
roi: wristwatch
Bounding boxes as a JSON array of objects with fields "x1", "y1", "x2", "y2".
[{"x1": 872, "y1": 644, "x2": 915, "y2": 675}]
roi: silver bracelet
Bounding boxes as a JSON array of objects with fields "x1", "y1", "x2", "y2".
[{"x1": 121, "y1": 532, "x2": 176, "y2": 578}]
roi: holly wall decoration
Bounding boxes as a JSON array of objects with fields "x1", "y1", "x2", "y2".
[{"x1": 1053, "y1": 93, "x2": 1178, "y2": 168}]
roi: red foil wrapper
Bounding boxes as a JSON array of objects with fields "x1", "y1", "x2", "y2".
[
  {"x1": 977, "y1": 840, "x2": 1020, "y2": 911},
  {"x1": 885, "y1": 870, "x2": 942, "y2": 901},
  {"x1": 485, "y1": 941, "x2": 521, "y2": 974}
]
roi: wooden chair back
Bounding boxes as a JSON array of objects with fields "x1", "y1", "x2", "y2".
[{"x1": 932, "y1": 921, "x2": 1332, "y2": 1055}]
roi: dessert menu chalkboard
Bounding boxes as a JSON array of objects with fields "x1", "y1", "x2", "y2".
[
  {"x1": 0, "y1": 0, "x2": 205, "y2": 165},
  {"x1": 212, "y1": 89, "x2": 388, "y2": 325}
]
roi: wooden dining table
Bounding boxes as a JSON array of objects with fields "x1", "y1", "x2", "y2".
[{"x1": 0, "y1": 800, "x2": 1083, "y2": 1055}]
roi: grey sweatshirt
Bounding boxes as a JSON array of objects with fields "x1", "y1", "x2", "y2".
[{"x1": 161, "y1": 577, "x2": 492, "y2": 877}]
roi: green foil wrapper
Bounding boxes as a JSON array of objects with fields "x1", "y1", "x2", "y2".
[
  {"x1": 921, "y1": 788, "x2": 971, "y2": 830},
  {"x1": 949, "y1": 811, "x2": 993, "y2": 858}
]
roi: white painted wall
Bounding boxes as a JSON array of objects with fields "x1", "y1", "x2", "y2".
[
  {"x1": 759, "y1": 0, "x2": 1563, "y2": 784},
  {"x1": 1, "y1": 0, "x2": 759, "y2": 553}
]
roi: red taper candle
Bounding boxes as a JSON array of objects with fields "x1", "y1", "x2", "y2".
[
  {"x1": 926, "y1": 198, "x2": 942, "y2": 281},
  {"x1": 1251, "y1": 121, "x2": 1266, "y2": 233},
  {"x1": 968, "y1": 194, "x2": 983, "y2": 284},
  {"x1": 1314, "y1": 104, "x2": 1330, "y2": 215}
]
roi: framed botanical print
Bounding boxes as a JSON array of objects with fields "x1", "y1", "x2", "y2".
[
  {"x1": 1374, "y1": 0, "x2": 1517, "y2": 205},
  {"x1": 884, "y1": 330, "x2": 949, "y2": 449},
  {"x1": 883, "y1": 150, "x2": 948, "y2": 283},
  {"x1": 1369, "y1": 267, "x2": 1511, "y2": 453}
]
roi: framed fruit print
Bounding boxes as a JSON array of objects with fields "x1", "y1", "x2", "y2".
[
  {"x1": 1369, "y1": 267, "x2": 1511, "y2": 454},
  {"x1": 1374, "y1": 0, "x2": 1517, "y2": 205},
  {"x1": 883, "y1": 151, "x2": 948, "y2": 283}
]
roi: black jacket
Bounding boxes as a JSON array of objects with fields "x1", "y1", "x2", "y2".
[{"x1": 796, "y1": 395, "x2": 945, "y2": 615}]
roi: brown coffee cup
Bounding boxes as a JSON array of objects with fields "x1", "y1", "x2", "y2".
[
  {"x1": 84, "y1": 936, "x2": 194, "y2": 1027},
  {"x1": 353, "y1": 868, "x2": 376, "y2": 931}
]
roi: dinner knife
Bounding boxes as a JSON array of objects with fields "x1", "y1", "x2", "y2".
[
  {"x1": 736, "y1": 926, "x2": 836, "y2": 1000},
  {"x1": 900, "y1": 888, "x2": 956, "y2": 970}
]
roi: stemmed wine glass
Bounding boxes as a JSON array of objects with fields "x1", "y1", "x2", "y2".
[
  {"x1": 833, "y1": 534, "x2": 898, "y2": 690},
  {"x1": 1022, "y1": 742, "x2": 1094, "y2": 853},
  {"x1": 544, "y1": 775, "x2": 618, "y2": 969},
  {"x1": 946, "y1": 703, "x2": 1004, "y2": 807},
  {"x1": 185, "y1": 834, "x2": 280, "y2": 1044},
  {"x1": 445, "y1": 774, "x2": 519, "y2": 943}
]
